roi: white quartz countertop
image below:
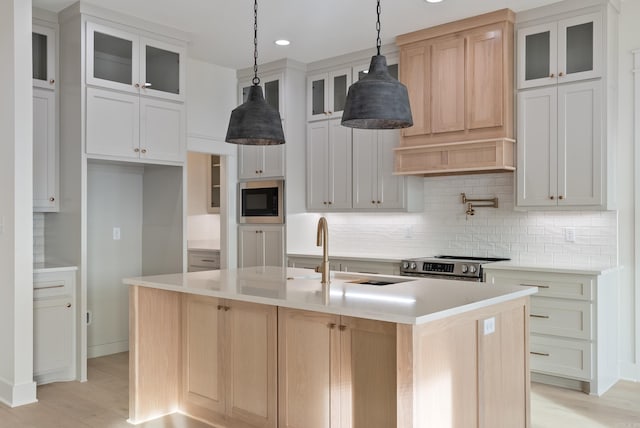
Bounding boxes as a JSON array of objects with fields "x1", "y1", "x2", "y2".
[
  {"x1": 123, "y1": 267, "x2": 537, "y2": 325},
  {"x1": 483, "y1": 261, "x2": 621, "y2": 276},
  {"x1": 187, "y1": 240, "x2": 220, "y2": 251},
  {"x1": 288, "y1": 252, "x2": 405, "y2": 263}
]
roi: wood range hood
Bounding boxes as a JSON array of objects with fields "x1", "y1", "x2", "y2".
[{"x1": 394, "y1": 9, "x2": 516, "y2": 177}]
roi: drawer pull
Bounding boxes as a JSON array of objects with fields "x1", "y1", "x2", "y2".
[
  {"x1": 66, "y1": 303, "x2": 72, "y2": 308},
  {"x1": 530, "y1": 314, "x2": 550, "y2": 319},
  {"x1": 530, "y1": 351, "x2": 550, "y2": 357},
  {"x1": 35, "y1": 284, "x2": 65, "y2": 290},
  {"x1": 200, "y1": 259, "x2": 217, "y2": 263},
  {"x1": 520, "y1": 283, "x2": 549, "y2": 289}
]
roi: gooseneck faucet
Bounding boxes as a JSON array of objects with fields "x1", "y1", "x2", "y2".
[{"x1": 316, "y1": 217, "x2": 330, "y2": 286}]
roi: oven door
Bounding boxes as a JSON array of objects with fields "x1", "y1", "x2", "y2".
[{"x1": 400, "y1": 272, "x2": 483, "y2": 282}]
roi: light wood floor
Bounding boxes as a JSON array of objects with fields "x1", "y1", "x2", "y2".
[{"x1": 0, "y1": 352, "x2": 638, "y2": 427}]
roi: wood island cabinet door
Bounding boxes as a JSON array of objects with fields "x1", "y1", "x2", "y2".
[
  {"x1": 466, "y1": 25, "x2": 504, "y2": 130},
  {"x1": 340, "y1": 317, "x2": 397, "y2": 428},
  {"x1": 431, "y1": 35, "x2": 465, "y2": 134},
  {"x1": 182, "y1": 295, "x2": 226, "y2": 418},
  {"x1": 278, "y1": 308, "x2": 340, "y2": 428},
  {"x1": 226, "y1": 300, "x2": 277, "y2": 428}
]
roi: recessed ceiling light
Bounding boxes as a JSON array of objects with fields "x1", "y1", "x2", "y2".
[
  {"x1": 425, "y1": 0, "x2": 443, "y2": 3},
  {"x1": 275, "y1": 39, "x2": 290, "y2": 46}
]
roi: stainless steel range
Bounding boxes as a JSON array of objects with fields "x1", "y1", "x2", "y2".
[{"x1": 400, "y1": 255, "x2": 510, "y2": 282}]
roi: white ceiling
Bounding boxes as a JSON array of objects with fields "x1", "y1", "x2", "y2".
[{"x1": 33, "y1": 0, "x2": 562, "y2": 70}]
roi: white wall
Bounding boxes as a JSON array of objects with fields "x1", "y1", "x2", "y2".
[
  {"x1": 0, "y1": 0, "x2": 37, "y2": 407},
  {"x1": 86, "y1": 163, "x2": 143, "y2": 358},
  {"x1": 288, "y1": 173, "x2": 618, "y2": 266},
  {"x1": 618, "y1": 0, "x2": 640, "y2": 381}
]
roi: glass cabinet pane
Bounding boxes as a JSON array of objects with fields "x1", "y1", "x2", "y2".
[
  {"x1": 565, "y1": 22, "x2": 593, "y2": 75},
  {"x1": 388, "y1": 63, "x2": 399, "y2": 80},
  {"x1": 32, "y1": 33, "x2": 48, "y2": 81},
  {"x1": 332, "y1": 74, "x2": 347, "y2": 112},
  {"x1": 312, "y1": 79, "x2": 325, "y2": 115},
  {"x1": 242, "y1": 85, "x2": 251, "y2": 103},
  {"x1": 145, "y1": 45, "x2": 180, "y2": 94},
  {"x1": 209, "y1": 155, "x2": 221, "y2": 213},
  {"x1": 264, "y1": 80, "x2": 279, "y2": 112},
  {"x1": 93, "y1": 32, "x2": 133, "y2": 85},
  {"x1": 525, "y1": 31, "x2": 551, "y2": 81}
]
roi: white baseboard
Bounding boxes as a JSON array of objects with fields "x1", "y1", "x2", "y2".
[
  {"x1": 88, "y1": 340, "x2": 129, "y2": 359},
  {"x1": 620, "y1": 361, "x2": 640, "y2": 382},
  {"x1": 0, "y1": 376, "x2": 37, "y2": 407}
]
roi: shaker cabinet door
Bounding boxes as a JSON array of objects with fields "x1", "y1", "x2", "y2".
[
  {"x1": 517, "y1": 22, "x2": 557, "y2": 89},
  {"x1": 139, "y1": 98, "x2": 185, "y2": 163},
  {"x1": 557, "y1": 13, "x2": 602, "y2": 85},
  {"x1": 431, "y1": 35, "x2": 465, "y2": 134},
  {"x1": 33, "y1": 88, "x2": 58, "y2": 212}
]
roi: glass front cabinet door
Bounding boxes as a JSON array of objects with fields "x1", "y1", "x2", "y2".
[
  {"x1": 240, "y1": 73, "x2": 284, "y2": 118},
  {"x1": 518, "y1": 12, "x2": 601, "y2": 89},
  {"x1": 307, "y1": 68, "x2": 351, "y2": 121},
  {"x1": 32, "y1": 25, "x2": 56, "y2": 90},
  {"x1": 86, "y1": 22, "x2": 185, "y2": 101}
]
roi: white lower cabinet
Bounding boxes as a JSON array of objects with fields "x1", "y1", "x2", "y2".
[
  {"x1": 86, "y1": 86, "x2": 185, "y2": 163},
  {"x1": 484, "y1": 267, "x2": 618, "y2": 395},
  {"x1": 33, "y1": 87, "x2": 58, "y2": 212},
  {"x1": 287, "y1": 255, "x2": 401, "y2": 276},
  {"x1": 238, "y1": 225, "x2": 285, "y2": 268},
  {"x1": 188, "y1": 249, "x2": 221, "y2": 272},
  {"x1": 33, "y1": 269, "x2": 77, "y2": 385}
]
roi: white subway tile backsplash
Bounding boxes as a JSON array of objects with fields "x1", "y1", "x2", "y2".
[
  {"x1": 33, "y1": 213, "x2": 45, "y2": 264},
  {"x1": 287, "y1": 173, "x2": 618, "y2": 266}
]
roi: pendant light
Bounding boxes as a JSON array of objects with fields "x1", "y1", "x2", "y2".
[
  {"x1": 341, "y1": 0, "x2": 413, "y2": 129},
  {"x1": 226, "y1": 0, "x2": 285, "y2": 145}
]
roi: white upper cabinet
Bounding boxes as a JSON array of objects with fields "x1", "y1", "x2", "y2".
[
  {"x1": 306, "y1": 119, "x2": 352, "y2": 210},
  {"x1": 518, "y1": 12, "x2": 602, "y2": 89},
  {"x1": 307, "y1": 68, "x2": 351, "y2": 121},
  {"x1": 86, "y1": 21, "x2": 186, "y2": 102},
  {"x1": 85, "y1": 21, "x2": 186, "y2": 163},
  {"x1": 33, "y1": 88, "x2": 58, "y2": 212},
  {"x1": 239, "y1": 73, "x2": 284, "y2": 118},
  {"x1": 32, "y1": 24, "x2": 57, "y2": 90}
]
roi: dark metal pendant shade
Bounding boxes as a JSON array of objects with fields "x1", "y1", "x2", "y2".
[
  {"x1": 225, "y1": 85, "x2": 285, "y2": 145},
  {"x1": 341, "y1": 55, "x2": 413, "y2": 129}
]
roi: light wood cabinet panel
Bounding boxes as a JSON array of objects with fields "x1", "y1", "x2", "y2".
[
  {"x1": 226, "y1": 300, "x2": 277, "y2": 428},
  {"x1": 341, "y1": 317, "x2": 397, "y2": 428},
  {"x1": 466, "y1": 25, "x2": 504, "y2": 130},
  {"x1": 431, "y1": 36, "x2": 465, "y2": 134},
  {"x1": 182, "y1": 295, "x2": 278, "y2": 428},
  {"x1": 395, "y1": 10, "x2": 515, "y2": 176},
  {"x1": 278, "y1": 308, "x2": 339, "y2": 428},
  {"x1": 182, "y1": 295, "x2": 225, "y2": 415},
  {"x1": 400, "y1": 42, "x2": 430, "y2": 137}
]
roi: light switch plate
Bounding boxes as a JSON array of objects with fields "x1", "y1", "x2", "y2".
[
  {"x1": 113, "y1": 227, "x2": 121, "y2": 240},
  {"x1": 484, "y1": 317, "x2": 496, "y2": 335}
]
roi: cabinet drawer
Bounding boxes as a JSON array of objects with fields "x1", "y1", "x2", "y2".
[
  {"x1": 530, "y1": 297, "x2": 592, "y2": 340},
  {"x1": 34, "y1": 271, "x2": 75, "y2": 299},
  {"x1": 530, "y1": 335, "x2": 592, "y2": 381},
  {"x1": 188, "y1": 251, "x2": 220, "y2": 271},
  {"x1": 486, "y1": 270, "x2": 593, "y2": 300}
]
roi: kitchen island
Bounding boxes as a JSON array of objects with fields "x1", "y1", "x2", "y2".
[{"x1": 124, "y1": 267, "x2": 537, "y2": 428}]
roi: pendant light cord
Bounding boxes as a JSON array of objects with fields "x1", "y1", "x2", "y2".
[
  {"x1": 376, "y1": 0, "x2": 381, "y2": 56},
  {"x1": 253, "y1": 0, "x2": 260, "y2": 85}
]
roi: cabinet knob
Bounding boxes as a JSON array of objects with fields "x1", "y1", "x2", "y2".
[
  {"x1": 328, "y1": 111, "x2": 333, "y2": 115},
  {"x1": 255, "y1": 170, "x2": 259, "y2": 174},
  {"x1": 66, "y1": 303, "x2": 72, "y2": 308},
  {"x1": 49, "y1": 197, "x2": 55, "y2": 202},
  {"x1": 49, "y1": 79, "x2": 55, "y2": 84},
  {"x1": 377, "y1": 200, "x2": 381, "y2": 204},
  {"x1": 224, "y1": 306, "x2": 230, "y2": 311},
  {"x1": 217, "y1": 304, "x2": 224, "y2": 311},
  {"x1": 559, "y1": 72, "x2": 564, "y2": 77},
  {"x1": 134, "y1": 148, "x2": 140, "y2": 153},
  {"x1": 339, "y1": 325, "x2": 347, "y2": 331},
  {"x1": 141, "y1": 149, "x2": 147, "y2": 154},
  {"x1": 371, "y1": 200, "x2": 375, "y2": 204},
  {"x1": 558, "y1": 195, "x2": 564, "y2": 200},
  {"x1": 259, "y1": 170, "x2": 263, "y2": 174},
  {"x1": 549, "y1": 73, "x2": 555, "y2": 78},
  {"x1": 328, "y1": 323, "x2": 336, "y2": 329},
  {"x1": 135, "y1": 83, "x2": 140, "y2": 88},
  {"x1": 549, "y1": 196, "x2": 555, "y2": 200},
  {"x1": 323, "y1": 201, "x2": 327, "y2": 205},
  {"x1": 328, "y1": 201, "x2": 332, "y2": 205}
]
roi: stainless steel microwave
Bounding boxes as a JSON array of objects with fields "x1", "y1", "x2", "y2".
[{"x1": 239, "y1": 180, "x2": 284, "y2": 224}]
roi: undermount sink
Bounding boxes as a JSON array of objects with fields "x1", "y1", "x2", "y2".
[{"x1": 288, "y1": 271, "x2": 411, "y2": 286}]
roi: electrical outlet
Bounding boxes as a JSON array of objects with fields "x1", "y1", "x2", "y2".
[
  {"x1": 113, "y1": 227, "x2": 121, "y2": 240},
  {"x1": 483, "y1": 317, "x2": 496, "y2": 335},
  {"x1": 565, "y1": 227, "x2": 576, "y2": 243},
  {"x1": 0, "y1": 216, "x2": 4, "y2": 235}
]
